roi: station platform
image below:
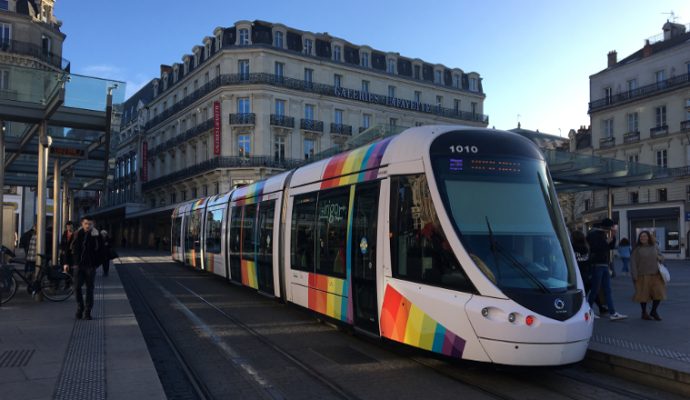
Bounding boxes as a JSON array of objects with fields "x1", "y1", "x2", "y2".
[
  {"x1": 585, "y1": 258, "x2": 690, "y2": 395},
  {"x1": 0, "y1": 260, "x2": 165, "y2": 400}
]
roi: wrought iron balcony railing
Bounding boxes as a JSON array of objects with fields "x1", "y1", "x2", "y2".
[
  {"x1": 270, "y1": 114, "x2": 295, "y2": 128},
  {"x1": 599, "y1": 136, "x2": 615, "y2": 148},
  {"x1": 300, "y1": 118, "x2": 324, "y2": 132},
  {"x1": 0, "y1": 39, "x2": 70, "y2": 70},
  {"x1": 681, "y1": 120, "x2": 690, "y2": 132},
  {"x1": 330, "y1": 123, "x2": 352, "y2": 135},
  {"x1": 589, "y1": 72, "x2": 690, "y2": 113},
  {"x1": 147, "y1": 118, "x2": 214, "y2": 158},
  {"x1": 650, "y1": 125, "x2": 669, "y2": 138},
  {"x1": 623, "y1": 131, "x2": 640, "y2": 144},
  {"x1": 229, "y1": 113, "x2": 256, "y2": 125}
]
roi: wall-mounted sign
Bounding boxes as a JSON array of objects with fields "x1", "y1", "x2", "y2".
[
  {"x1": 50, "y1": 147, "x2": 86, "y2": 158},
  {"x1": 213, "y1": 101, "x2": 221, "y2": 156}
]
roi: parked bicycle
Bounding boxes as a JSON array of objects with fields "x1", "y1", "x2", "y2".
[{"x1": 0, "y1": 245, "x2": 74, "y2": 304}]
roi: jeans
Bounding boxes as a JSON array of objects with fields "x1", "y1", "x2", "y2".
[
  {"x1": 588, "y1": 264, "x2": 616, "y2": 314},
  {"x1": 74, "y1": 266, "x2": 96, "y2": 312},
  {"x1": 620, "y1": 257, "x2": 630, "y2": 273}
]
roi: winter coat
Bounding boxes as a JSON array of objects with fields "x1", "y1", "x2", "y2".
[{"x1": 70, "y1": 228, "x2": 103, "y2": 268}]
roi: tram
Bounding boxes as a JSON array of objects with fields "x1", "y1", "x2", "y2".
[{"x1": 171, "y1": 126, "x2": 593, "y2": 366}]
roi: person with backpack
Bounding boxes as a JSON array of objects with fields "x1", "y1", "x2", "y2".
[
  {"x1": 70, "y1": 216, "x2": 103, "y2": 320},
  {"x1": 571, "y1": 230, "x2": 607, "y2": 315},
  {"x1": 586, "y1": 218, "x2": 627, "y2": 320}
]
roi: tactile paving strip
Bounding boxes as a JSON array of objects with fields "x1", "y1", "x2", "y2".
[
  {"x1": 592, "y1": 334, "x2": 690, "y2": 363},
  {"x1": 53, "y1": 273, "x2": 106, "y2": 400}
]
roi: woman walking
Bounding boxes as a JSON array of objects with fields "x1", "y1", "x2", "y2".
[
  {"x1": 631, "y1": 231, "x2": 666, "y2": 321},
  {"x1": 618, "y1": 238, "x2": 632, "y2": 276}
]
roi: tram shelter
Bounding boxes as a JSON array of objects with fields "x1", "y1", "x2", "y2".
[{"x1": 0, "y1": 63, "x2": 125, "y2": 271}]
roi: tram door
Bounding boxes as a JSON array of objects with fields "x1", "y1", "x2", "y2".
[
  {"x1": 351, "y1": 182, "x2": 380, "y2": 335},
  {"x1": 257, "y1": 201, "x2": 275, "y2": 294}
]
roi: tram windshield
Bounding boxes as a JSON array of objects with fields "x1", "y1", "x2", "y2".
[{"x1": 432, "y1": 155, "x2": 577, "y2": 293}]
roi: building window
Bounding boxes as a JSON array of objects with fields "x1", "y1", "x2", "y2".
[
  {"x1": 628, "y1": 154, "x2": 639, "y2": 164},
  {"x1": 414, "y1": 91, "x2": 421, "y2": 104},
  {"x1": 454, "y1": 99, "x2": 461, "y2": 113},
  {"x1": 361, "y1": 80, "x2": 369, "y2": 93},
  {"x1": 305, "y1": 104, "x2": 314, "y2": 120},
  {"x1": 686, "y1": 98, "x2": 690, "y2": 121},
  {"x1": 603, "y1": 118, "x2": 614, "y2": 138},
  {"x1": 238, "y1": 134, "x2": 251, "y2": 157},
  {"x1": 304, "y1": 68, "x2": 313, "y2": 84},
  {"x1": 275, "y1": 99, "x2": 285, "y2": 116},
  {"x1": 274, "y1": 135, "x2": 285, "y2": 162},
  {"x1": 388, "y1": 85, "x2": 396, "y2": 98},
  {"x1": 630, "y1": 191, "x2": 639, "y2": 204},
  {"x1": 471, "y1": 102, "x2": 477, "y2": 115},
  {"x1": 192, "y1": 187, "x2": 198, "y2": 198},
  {"x1": 434, "y1": 70, "x2": 442, "y2": 84},
  {"x1": 334, "y1": 109, "x2": 343, "y2": 124},
  {"x1": 436, "y1": 95, "x2": 443, "y2": 108},
  {"x1": 656, "y1": 149, "x2": 668, "y2": 168},
  {"x1": 604, "y1": 87, "x2": 612, "y2": 104},
  {"x1": 334, "y1": 74, "x2": 342, "y2": 88},
  {"x1": 333, "y1": 45, "x2": 341, "y2": 61},
  {"x1": 360, "y1": 52, "x2": 369, "y2": 67},
  {"x1": 304, "y1": 138, "x2": 315, "y2": 160},
  {"x1": 41, "y1": 34, "x2": 51, "y2": 55},
  {"x1": 452, "y1": 74, "x2": 460, "y2": 88},
  {"x1": 170, "y1": 192, "x2": 177, "y2": 204},
  {"x1": 237, "y1": 97, "x2": 250, "y2": 114},
  {"x1": 655, "y1": 105, "x2": 667, "y2": 127},
  {"x1": 387, "y1": 59, "x2": 395, "y2": 74},
  {"x1": 627, "y1": 79, "x2": 637, "y2": 94},
  {"x1": 389, "y1": 118, "x2": 397, "y2": 130},
  {"x1": 413, "y1": 65, "x2": 420, "y2": 80},
  {"x1": 627, "y1": 112, "x2": 638, "y2": 133},
  {"x1": 0, "y1": 69, "x2": 9, "y2": 90},
  {"x1": 470, "y1": 77, "x2": 479, "y2": 92},
  {"x1": 658, "y1": 188, "x2": 667, "y2": 202},
  {"x1": 655, "y1": 70, "x2": 666, "y2": 86},
  {"x1": 584, "y1": 199, "x2": 590, "y2": 211},
  {"x1": 274, "y1": 31, "x2": 283, "y2": 48},
  {"x1": 303, "y1": 39, "x2": 313, "y2": 55},
  {"x1": 0, "y1": 22, "x2": 10, "y2": 46},
  {"x1": 0, "y1": 1, "x2": 8, "y2": 11},
  {"x1": 239, "y1": 28, "x2": 249, "y2": 45},
  {"x1": 238, "y1": 59, "x2": 249, "y2": 78},
  {"x1": 215, "y1": 182, "x2": 220, "y2": 194},
  {"x1": 275, "y1": 62, "x2": 284, "y2": 79},
  {"x1": 362, "y1": 114, "x2": 371, "y2": 129},
  {"x1": 204, "y1": 71, "x2": 210, "y2": 84}
]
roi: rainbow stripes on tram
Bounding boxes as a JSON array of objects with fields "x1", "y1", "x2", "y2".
[
  {"x1": 320, "y1": 137, "x2": 393, "y2": 189},
  {"x1": 381, "y1": 285, "x2": 465, "y2": 358},
  {"x1": 241, "y1": 259, "x2": 258, "y2": 289},
  {"x1": 234, "y1": 181, "x2": 266, "y2": 206},
  {"x1": 307, "y1": 273, "x2": 349, "y2": 322}
]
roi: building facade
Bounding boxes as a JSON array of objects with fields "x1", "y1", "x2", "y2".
[
  {"x1": 102, "y1": 20, "x2": 489, "y2": 248},
  {"x1": 0, "y1": 0, "x2": 66, "y2": 246},
  {"x1": 573, "y1": 21, "x2": 690, "y2": 258}
]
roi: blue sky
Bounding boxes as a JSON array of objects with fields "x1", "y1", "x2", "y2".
[{"x1": 56, "y1": 0, "x2": 690, "y2": 136}]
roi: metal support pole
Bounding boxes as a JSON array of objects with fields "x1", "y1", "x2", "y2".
[
  {"x1": 68, "y1": 189, "x2": 73, "y2": 222},
  {"x1": 52, "y1": 159, "x2": 60, "y2": 266},
  {"x1": 0, "y1": 120, "x2": 4, "y2": 249},
  {"x1": 62, "y1": 178, "x2": 68, "y2": 225},
  {"x1": 36, "y1": 122, "x2": 50, "y2": 275},
  {"x1": 607, "y1": 187, "x2": 613, "y2": 219}
]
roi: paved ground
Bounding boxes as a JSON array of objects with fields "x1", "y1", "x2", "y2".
[
  {"x1": 113, "y1": 250, "x2": 685, "y2": 400},
  {"x1": 0, "y1": 261, "x2": 165, "y2": 400}
]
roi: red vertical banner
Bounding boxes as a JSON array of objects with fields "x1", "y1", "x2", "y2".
[
  {"x1": 141, "y1": 141, "x2": 148, "y2": 182},
  {"x1": 213, "y1": 101, "x2": 221, "y2": 155}
]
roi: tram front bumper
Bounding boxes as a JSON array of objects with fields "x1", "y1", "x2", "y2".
[{"x1": 478, "y1": 337, "x2": 590, "y2": 366}]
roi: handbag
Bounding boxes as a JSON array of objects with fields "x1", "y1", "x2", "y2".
[{"x1": 658, "y1": 263, "x2": 671, "y2": 284}]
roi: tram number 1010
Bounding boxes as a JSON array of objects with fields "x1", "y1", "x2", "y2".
[{"x1": 449, "y1": 145, "x2": 479, "y2": 154}]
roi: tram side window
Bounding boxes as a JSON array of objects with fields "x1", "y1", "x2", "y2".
[
  {"x1": 205, "y1": 208, "x2": 223, "y2": 254},
  {"x1": 172, "y1": 217, "x2": 181, "y2": 247},
  {"x1": 242, "y1": 204, "x2": 257, "y2": 261},
  {"x1": 257, "y1": 201, "x2": 275, "y2": 258},
  {"x1": 316, "y1": 188, "x2": 349, "y2": 278},
  {"x1": 186, "y1": 211, "x2": 201, "y2": 251},
  {"x1": 389, "y1": 175, "x2": 474, "y2": 292},
  {"x1": 229, "y1": 207, "x2": 242, "y2": 256},
  {"x1": 291, "y1": 193, "x2": 317, "y2": 272}
]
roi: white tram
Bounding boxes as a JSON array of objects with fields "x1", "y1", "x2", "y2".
[{"x1": 171, "y1": 126, "x2": 593, "y2": 366}]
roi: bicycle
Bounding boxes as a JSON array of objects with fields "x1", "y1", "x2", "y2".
[{"x1": 0, "y1": 245, "x2": 74, "y2": 304}]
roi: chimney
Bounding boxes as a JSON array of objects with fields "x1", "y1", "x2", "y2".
[
  {"x1": 607, "y1": 50, "x2": 617, "y2": 67},
  {"x1": 642, "y1": 40, "x2": 652, "y2": 58}
]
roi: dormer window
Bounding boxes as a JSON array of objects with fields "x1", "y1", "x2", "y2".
[
  {"x1": 184, "y1": 60, "x2": 189, "y2": 74},
  {"x1": 215, "y1": 35, "x2": 221, "y2": 51},
  {"x1": 162, "y1": 75, "x2": 168, "y2": 90},
  {"x1": 303, "y1": 39, "x2": 313, "y2": 55},
  {"x1": 239, "y1": 28, "x2": 249, "y2": 45},
  {"x1": 469, "y1": 77, "x2": 478, "y2": 92},
  {"x1": 413, "y1": 65, "x2": 421, "y2": 79},
  {"x1": 205, "y1": 42, "x2": 211, "y2": 59},
  {"x1": 434, "y1": 70, "x2": 442, "y2": 84},
  {"x1": 153, "y1": 83, "x2": 158, "y2": 97},
  {"x1": 333, "y1": 45, "x2": 341, "y2": 62},
  {"x1": 173, "y1": 68, "x2": 178, "y2": 82},
  {"x1": 452, "y1": 74, "x2": 460, "y2": 88},
  {"x1": 194, "y1": 52, "x2": 200, "y2": 67},
  {"x1": 274, "y1": 31, "x2": 283, "y2": 48},
  {"x1": 360, "y1": 52, "x2": 369, "y2": 68},
  {"x1": 387, "y1": 59, "x2": 395, "y2": 74}
]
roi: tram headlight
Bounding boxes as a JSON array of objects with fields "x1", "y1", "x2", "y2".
[
  {"x1": 481, "y1": 307, "x2": 489, "y2": 317},
  {"x1": 508, "y1": 312, "x2": 517, "y2": 323}
]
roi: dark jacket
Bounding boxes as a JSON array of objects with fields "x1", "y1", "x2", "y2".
[
  {"x1": 586, "y1": 228, "x2": 616, "y2": 265},
  {"x1": 59, "y1": 230, "x2": 74, "y2": 266},
  {"x1": 70, "y1": 228, "x2": 103, "y2": 268},
  {"x1": 19, "y1": 228, "x2": 34, "y2": 252}
]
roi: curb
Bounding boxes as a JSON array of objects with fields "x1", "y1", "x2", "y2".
[{"x1": 584, "y1": 350, "x2": 690, "y2": 397}]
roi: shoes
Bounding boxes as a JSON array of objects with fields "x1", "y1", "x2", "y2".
[
  {"x1": 609, "y1": 312, "x2": 628, "y2": 321},
  {"x1": 75, "y1": 309, "x2": 83, "y2": 319},
  {"x1": 84, "y1": 311, "x2": 92, "y2": 320},
  {"x1": 642, "y1": 312, "x2": 652, "y2": 320},
  {"x1": 650, "y1": 312, "x2": 662, "y2": 321}
]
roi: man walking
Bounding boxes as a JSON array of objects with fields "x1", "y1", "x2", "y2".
[
  {"x1": 587, "y1": 218, "x2": 627, "y2": 321},
  {"x1": 70, "y1": 216, "x2": 103, "y2": 320}
]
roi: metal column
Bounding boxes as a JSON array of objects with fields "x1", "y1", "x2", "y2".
[
  {"x1": 62, "y1": 178, "x2": 69, "y2": 225},
  {"x1": 607, "y1": 187, "x2": 613, "y2": 219},
  {"x1": 36, "y1": 122, "x2": 50, "y2": 275},
  {"x1": 0, "y1": 121, "x2": 4, "y2": 249},
  {"x1": 52, "y1": 159, "x2": 60, "y2": 266}
]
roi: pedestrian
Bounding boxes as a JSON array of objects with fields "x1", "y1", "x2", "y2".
[
  {"x1": 25, "y1": 229, "x2": 37, "y2": 277},
  {"x1": 586, "y1": 218, "x2": 627, "y2": 320},
  {"x1": 100, "y1": 230, "x2": 114, "y2": 277},
  {"x1": 571, "y1": 230, "x2": 607, "y2": 315},
  {"x1": 69, "y1": 216, "x2": 103, "y2": 320},
  {"x1": 618, "y1": 238, "x2": 632, "y2": 276},
  {"x1": 631, "y1": 231, "x2": 666, "y2": 321},
  {"x1": 59, "y1": 221, "x2": 75, "y2": 273},
  {"x1": 19, "y1": 224, "x2": 35, "y2": 259}
]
